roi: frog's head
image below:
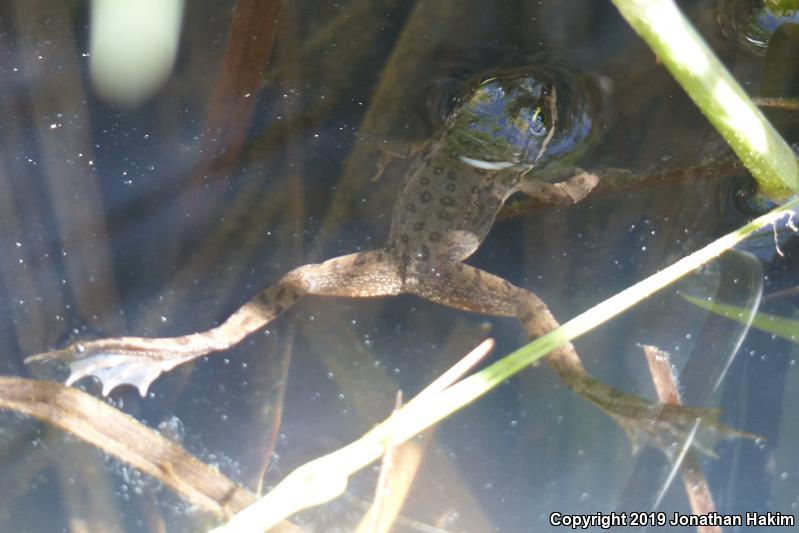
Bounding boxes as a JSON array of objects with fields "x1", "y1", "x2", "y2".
[{"x1": 446, "y1": 71, "x2": 594, "y2": 170}]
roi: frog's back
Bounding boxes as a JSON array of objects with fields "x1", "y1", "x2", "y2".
[{"x1": 387, "y1": 139, "x2": 502, "y2": 269}]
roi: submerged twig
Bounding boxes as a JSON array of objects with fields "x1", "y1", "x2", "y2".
[
  {"x1": 177, "y1": 0, "x2": 281, "y2": 234},
  {"x1": 753, "y1": 97, "x2": 799, "y2": 111},
  {"x1": 0, "y1": 377, "x2": 253, "y2": 515},
  {"x1": 642, "y1": 345, "x2": 722, "y2": 533},
  {"x1": 0, "y1": 376, "x2": 307, "y2": 531},
  {"x1": 355, "y1": 392, "x2": 423, "y2": 533},
  {"x1": 13, "y1": 0, "x2": 123, "y2": 331}
]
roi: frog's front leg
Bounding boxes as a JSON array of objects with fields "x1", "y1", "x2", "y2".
[
  {"x1": 515, "y1": 170, "x2": 599, "y2": 206},
  {"x1": 370, "y1": 139, "x2": 427, "y2": 182},
  {"x1": 26, "y1": 250, "x2": 402, "y2": 396},
  {"x1": 413, "y1": 262, "x2": 740, "y2": 456}
]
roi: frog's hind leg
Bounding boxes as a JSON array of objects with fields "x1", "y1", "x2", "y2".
[
  {"x1": 26, "y1": 250, "x2": 402, "y2": 396},
  {"x1": 412, "y1": 263, "x2": 597, "y2": 386},
  {"x1": 413, "y1": 263, "x2": 741, "y2": 456}
]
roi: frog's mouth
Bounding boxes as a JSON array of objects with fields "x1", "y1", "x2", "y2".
[{"x1": 456, "y1": 156, "x2": 516, "y2": 171}]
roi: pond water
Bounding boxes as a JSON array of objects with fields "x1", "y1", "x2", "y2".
[{"x1": 0, "y1": 1, "x2": 797, "y2": 531}]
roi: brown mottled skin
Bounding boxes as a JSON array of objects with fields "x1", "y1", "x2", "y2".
[{"x1": 27, "y1": 73, "x2": 732, "y2": 451}]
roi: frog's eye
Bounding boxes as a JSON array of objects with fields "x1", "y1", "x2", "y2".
[{"x1": 528, "y1": 106, "x2": 548, "y2": 136}]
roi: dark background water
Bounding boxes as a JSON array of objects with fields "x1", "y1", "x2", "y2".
[{"x1": 0, "y1": 1, "x2": 797, "y2": 531}]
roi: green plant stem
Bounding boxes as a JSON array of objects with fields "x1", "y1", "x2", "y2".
[{"x1": 612, "y1": 0, "x2": 799, "y2": 200}]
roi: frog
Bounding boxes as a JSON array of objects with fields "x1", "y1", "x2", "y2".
[{"x1": 26, "y1": 71, "x2": 737, "y2": 453}]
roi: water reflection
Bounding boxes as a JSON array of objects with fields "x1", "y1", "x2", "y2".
[{"x1": 716, "y1": 0, "x2": 799, "y2": 54}]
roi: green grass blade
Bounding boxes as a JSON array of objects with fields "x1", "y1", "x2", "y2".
[{"x1": 683, "y1": 293, "x2": 799, "y2": 343}]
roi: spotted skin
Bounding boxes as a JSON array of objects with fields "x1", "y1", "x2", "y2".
[{"x1": 25, "y1": 73, "x2": 736, "y2": 452}]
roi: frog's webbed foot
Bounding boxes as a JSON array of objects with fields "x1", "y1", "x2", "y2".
[
  {"x1": 579, "y1": 379, "x2": 756, "y2": 459},
  {"x1": 23, "y1": 282, "x2": 303, "y2": 396},
  {"x1": 25, "y1": 337, "x2": 213, "y2": 397},
  {"x1": 25, "y1": 250, "x2": 402, "y2": 396},
  {"x1": 544, "y1": 338, "x2": 755, "y2": 458}
]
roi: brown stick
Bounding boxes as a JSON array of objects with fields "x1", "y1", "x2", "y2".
[
  {"x1": 0, "y1": 376, "x2": 302, "y2": 532},
  {"x1": 642, "y1": 345, "x2": 720, "y2": 533}
]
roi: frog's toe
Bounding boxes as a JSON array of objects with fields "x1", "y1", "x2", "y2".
[
  {"x1": 24, "y1": 339, "x2": 203, "y2": 397},
  {"x1": 607, "y1": 403, "x2": 756, "y2": 460}
]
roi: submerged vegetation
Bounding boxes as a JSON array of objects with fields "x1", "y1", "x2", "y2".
[{"x1": 0, "y1": 1, "x2": 797, "y2": 531}]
